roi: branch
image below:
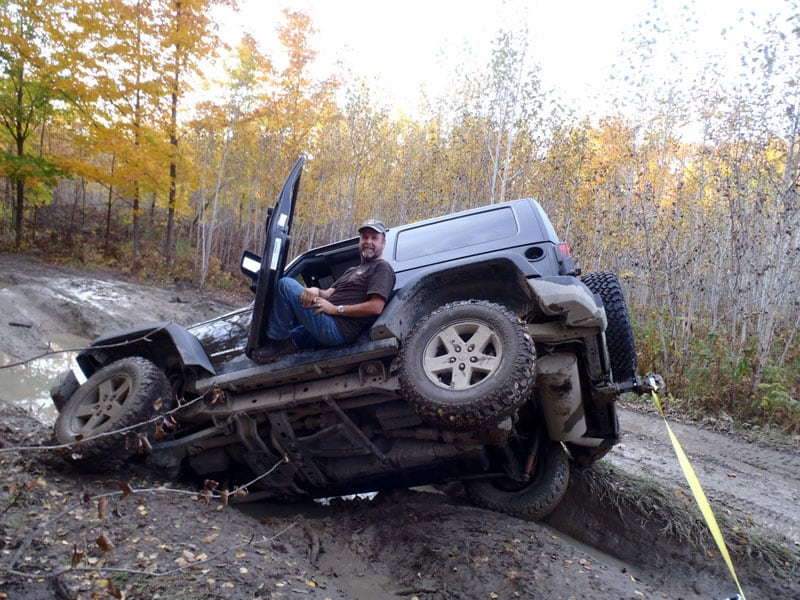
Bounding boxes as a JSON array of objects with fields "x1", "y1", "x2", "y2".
[
  {"x1": 0, "y1": 388, "x2": 207, "y2": 455},
  {"x1": 2, "y1": 455, "x2": 290, "y2": 574},
  {"x1": 0, "y1": 324, "x2": 173, "y2": 371}
]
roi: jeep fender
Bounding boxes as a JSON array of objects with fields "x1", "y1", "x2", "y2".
[
  {"x1": 372, "y1": 257, "x2": 534, "y2": 342},
  {"x1": 527, "y1": 277, "x2": 607, "y2": 329},
  {"x1": 372, "y1": 258, "x2": 606, "y2": 342},
  {"x1": 76, "y1": 322, "x2": 215, "y2": 379}
]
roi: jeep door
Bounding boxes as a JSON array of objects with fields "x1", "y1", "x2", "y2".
[{"x1": 246, "y1": 156, "x2": 304, "y2": 355}]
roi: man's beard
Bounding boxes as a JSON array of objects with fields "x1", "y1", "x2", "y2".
[{"x1": 360, "y1": 246, "x2": 378, "y2": 261}]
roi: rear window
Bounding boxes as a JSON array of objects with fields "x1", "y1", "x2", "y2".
[{"x1": 395, "y1": 206, "x2": 519, "y2": 262}]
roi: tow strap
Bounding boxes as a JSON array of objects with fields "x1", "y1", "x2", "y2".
[{"x1": 647, "y1": 377, "x2": 746, "y2": 600}]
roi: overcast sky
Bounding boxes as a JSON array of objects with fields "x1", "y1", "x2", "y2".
[{"x1": 216, "y1": 0, "x2": 789, "y2": 117}]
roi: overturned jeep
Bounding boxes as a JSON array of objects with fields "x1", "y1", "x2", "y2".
[{"x1": 51, "y1": 157, "x2": 655, "y2": 520}]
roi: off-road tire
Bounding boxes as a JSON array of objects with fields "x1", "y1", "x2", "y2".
[
  {"x1": 582, "y1": 271, "x2": 637, "y2": 383},
  {"x1": 398, "y1": 300, "x2": 535, "y2": 430},
  {"x1": 54, "y1": 356, "x2": 170, "y2": 470},
  {"x1": 464, "y1": 440, "x2": 570, "y2": 520}
]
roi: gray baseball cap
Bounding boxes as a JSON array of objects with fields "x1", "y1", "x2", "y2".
[{"x1": 358, "y1": 219, "x2": 387, "y2": 235}]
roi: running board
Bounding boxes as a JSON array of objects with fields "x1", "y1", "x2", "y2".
[{"x1": 192, "y1": 337, "x2": 399, "y2": 394}]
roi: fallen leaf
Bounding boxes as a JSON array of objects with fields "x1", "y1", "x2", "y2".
[
  {"x1": 70, "y1": 544, "x2": 85, "y2": 567},
  {"x1": 116, "y1": 481, "x2": 132, "y2": 499},
  {"x1": 96, "y1": 533, "x2": 114, "y2": 553}
]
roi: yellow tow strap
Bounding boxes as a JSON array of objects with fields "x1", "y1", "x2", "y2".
[{"x1": 648, "y1": 380, "x2": 746, "y2": 600}]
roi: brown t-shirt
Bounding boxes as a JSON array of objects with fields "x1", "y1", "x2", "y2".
[{"x1": 329, "y1": 259, "x2": 395, "y2": 342}]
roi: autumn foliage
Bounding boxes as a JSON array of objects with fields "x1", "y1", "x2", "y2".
[{"x1": 1, "y1": 1, "x2": 799, "y2": 431}]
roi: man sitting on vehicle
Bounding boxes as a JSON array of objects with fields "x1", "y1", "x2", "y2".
[{"x1": 253, "y1": 219, "x2": 396, "y2": 363}]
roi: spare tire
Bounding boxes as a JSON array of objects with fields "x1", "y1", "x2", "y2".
[
  {"x1": 55, "y1": 356, "x2": 170, "y2": 470},
  {"x1": 582, "y1": 271, "x2": 637, "y2": 383},
  {"x1": 398, "y1": 300, "x2": 535, "y2": 429}
]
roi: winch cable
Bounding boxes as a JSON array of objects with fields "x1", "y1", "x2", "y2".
[{"x1": 647, "y1": 377, "x2": 746, "y2": 600}]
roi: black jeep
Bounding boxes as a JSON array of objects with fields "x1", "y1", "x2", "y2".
[{"x1": 50, "y1": 157, "x2": 655, "y2": 520}]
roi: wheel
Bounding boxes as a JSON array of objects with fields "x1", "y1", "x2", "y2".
[
  {"x1": 50, "y1": 370, "x2": 80, "y2": 412},
  {"x1": 398, "y1": 300, "x2": 535, "y2": 429},
  {"x1": 54, "y1": 357, "x2": 169, "y2": 470},
  {"x1": 581, "y1": 271, "x2": 637, "y2": 383},
  {"x1": 465, "y1": 440, "x2": 570, "y2": 520}
]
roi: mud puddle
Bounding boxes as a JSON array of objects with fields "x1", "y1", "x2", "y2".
[{"x1": 0, "y1": 334, "x2": 87, "y2": 425}]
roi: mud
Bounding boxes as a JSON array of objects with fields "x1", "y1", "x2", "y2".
[{"x1": 0, "y1": 253, "x2": 797, "y2": 599}]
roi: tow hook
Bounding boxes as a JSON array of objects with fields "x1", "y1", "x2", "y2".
[{"x1": 635, "y1": 373, "x2": 665, "y2": 395}]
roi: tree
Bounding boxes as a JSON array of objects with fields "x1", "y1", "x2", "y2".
[
  {"x1": 0, "y1": 0, "x2": 68, "y2": 247},
  {"x1": 156, "y1": 0, "x2": 232, "y2": 265}
]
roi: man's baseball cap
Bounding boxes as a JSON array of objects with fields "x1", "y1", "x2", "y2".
[{"x1": 358, "y1": 219, "x2": 387, "y2": 235}]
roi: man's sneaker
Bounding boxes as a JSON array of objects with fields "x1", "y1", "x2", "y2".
[{"x1": 251, "y1": 338, "x2": 298, "y2": 363}]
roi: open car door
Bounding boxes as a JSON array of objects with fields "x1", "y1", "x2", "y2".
[{"x1": 245, "y1": 156, "x2": 304, "y2": 357}]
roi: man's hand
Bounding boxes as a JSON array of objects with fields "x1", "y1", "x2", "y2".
[
  {"x1": 312, "y1": 297, "x2": 335, "y2": 315},
  {"x1": 301, "y1": 286, "x2": 334, "y2": 308},
  {"x1": 300, "y1": 287, "x2": 321, "y2": 308}
]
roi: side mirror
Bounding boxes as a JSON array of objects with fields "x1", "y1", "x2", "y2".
[{"x1": 240, "y1": 250, "x2": 261, "y2": 279}]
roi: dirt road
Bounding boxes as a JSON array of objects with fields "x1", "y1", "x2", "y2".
[
  {"x1": 609, "y1": 407, "x2": 800, "y2": 546},
  {"x1": 0, "y1": 253, "x2": 797, "y2": 599}
]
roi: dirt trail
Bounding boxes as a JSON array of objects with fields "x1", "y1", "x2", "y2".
[
  {"x1": 609, "y1": 406, "x2": 800, "y2": 546},
  {"x1": 0, "y1": 253, "x2": 798, "y2": 599}
]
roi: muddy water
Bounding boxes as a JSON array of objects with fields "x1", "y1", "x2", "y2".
[{"x1": 0, "y1": 334, "x2": 87, "y2": 426}]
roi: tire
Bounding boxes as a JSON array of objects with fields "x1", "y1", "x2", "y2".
[
  {"x1": 54, "y1": 357, "x2": 169, "y2": 470},
  {"x1": 50, "y1": 370, "x2": 80, "y2": 412},
  {"x1": 398, "y1": 300, "x2": 535, "y2": 430},
  {"x1": 465, "y1": 440, "x2": 570, "y2": 520},
  {"x1": 582, "y1": 271, "x2": 637, "y2": 383}
]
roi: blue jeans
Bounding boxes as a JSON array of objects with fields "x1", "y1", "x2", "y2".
[{"x1": 267, "y1": 278, "x2": 345, "y2": 348}]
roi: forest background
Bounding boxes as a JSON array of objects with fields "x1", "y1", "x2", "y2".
[{"x1": 1, "y1": 0, "x2": 799, "y2": 433}]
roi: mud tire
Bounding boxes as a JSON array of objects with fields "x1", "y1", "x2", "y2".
[
  {"x1": 54, "y1": 357, "x2": 169, "y2": 470},
  {"x1": 398, "y1": 300, "x2": 535, "y2": 430},
  {"x1": 582, "y1": 271, "x2": 637, "y2": 383},
  {"x1": 464, "y1": 441, "x2": 570, "y2": 521}
]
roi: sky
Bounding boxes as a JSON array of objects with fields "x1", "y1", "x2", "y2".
[{"x1": 215, "y1": 0, "x2": 790, "y2": 117}]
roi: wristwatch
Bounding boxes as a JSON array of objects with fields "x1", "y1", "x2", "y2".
[{"x1": 337, "y1": 305, "x2": 344, "y2": 314}]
